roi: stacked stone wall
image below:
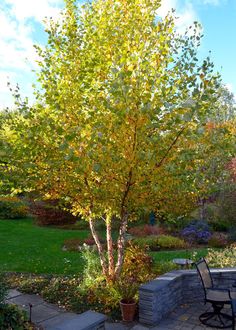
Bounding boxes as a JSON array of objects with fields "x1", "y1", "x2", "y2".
[{"x1": 139, "y1": 268, "x2": 236, "y2": 325}]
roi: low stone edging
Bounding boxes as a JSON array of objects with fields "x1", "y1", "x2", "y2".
[
  {"x1": 7, "y1": 289, "x2": 107, "y2": 330},
  {"x1": 139, "y1": 268, "x2": 236, "y2": 326}
]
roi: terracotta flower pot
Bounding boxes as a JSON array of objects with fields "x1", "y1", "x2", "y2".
[{"x1": 120, "y1": 299, "x2": 136, "y2": 322}]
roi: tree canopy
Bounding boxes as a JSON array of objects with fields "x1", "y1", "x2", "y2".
[{"x1": 1, "y1": 0, "x2": 235, "y2": 280}]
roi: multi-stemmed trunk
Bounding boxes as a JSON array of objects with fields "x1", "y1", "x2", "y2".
[{"x1": 88, "y1": 212, "x2": 128, "y2": 282}]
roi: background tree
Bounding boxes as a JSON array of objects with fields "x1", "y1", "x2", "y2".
[
  {"x1": 2, "y1": 0, "x2": 234, "y2": 281},
  {"x1": 209, "y1": 85, "x2": 236, "y2": 123},
  {"x1": 192, "y1": 84, "x2": 236, "y2": 220},
  {"x1": 0, "y1": 109, "x2": 19, "y2": 194}
]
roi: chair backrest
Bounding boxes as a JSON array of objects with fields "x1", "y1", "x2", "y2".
[{"x1": 195, "y1": 258, "x2": 213, "y2": 291}]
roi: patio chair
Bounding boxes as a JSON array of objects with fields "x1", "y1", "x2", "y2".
[{"x1": 195, "y1": 258, "x2": 236, "y2": 329}]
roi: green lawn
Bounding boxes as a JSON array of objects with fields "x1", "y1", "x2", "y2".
[
  {"x1": 0, "y1": 218, "x2": 209, "y2": 275},
  {"x1": 0, "y1": 218, "x2": 89, "y2": 275},
  {"x1": 150, "y1": 248, "x2": 208, "y2": 263}
]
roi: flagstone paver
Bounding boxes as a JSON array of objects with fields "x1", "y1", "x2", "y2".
[
  {"x1": 6, "y1": 289, "x2": 106, "y2": 329},
  {"x1": 8, "y1": 292, "x2": 45, "y2": 308},
  {"x1": 6, "y1": 290, "x2": 234, "y2": 330},
  {"x1": 40, "y1": 312, "x2": 79, "y2": 329}
]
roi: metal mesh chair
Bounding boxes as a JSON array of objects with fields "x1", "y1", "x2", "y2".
[{"x1": 195, "y1": 258, "x2": 234, "y2": 329}]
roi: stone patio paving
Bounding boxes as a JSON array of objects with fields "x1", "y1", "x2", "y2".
[
  {"x1": 147, "y1": 302, "x2": 232, "y2": 330},
  {"x1": 7, "y1": 289, "x2": 233, "y2": 330},
  {"x1": 106, "y1": 302, "x2": 233, "y2": 330}
]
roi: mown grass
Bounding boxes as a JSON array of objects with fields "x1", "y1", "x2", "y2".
[
  {"x1": 150, "y1": 248, "x2": 208, "y2": 264},
  {"x1": 0, "y1": 218, "x2": 209, "y2": 275},
  {"x1": 0, "y1": 218, "x2": 89, "y2": 275}
]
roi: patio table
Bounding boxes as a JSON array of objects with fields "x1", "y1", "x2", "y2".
[{"x1": 172, "y1": 258, "x2": 193, "y2": 269}]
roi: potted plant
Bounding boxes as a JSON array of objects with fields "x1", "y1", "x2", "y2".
[{"x1": 116, "y1": 277, "x2": 139, "y2": 321}]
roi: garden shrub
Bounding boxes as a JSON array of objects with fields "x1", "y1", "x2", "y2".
[
  {"x1": 128, "y1": 225, "x2": 162, "y2": 237},
  {"x1": 0, "y1": 196, "x2": 29, "y2": 219},
  {"x1": 157, "y1": 235, "x2": 187, "y2": 249},
  {"x1": 77, "y1": 283, "x2": 121, "y2": 319},
  {"x1": 210, "y1": 219, "x2": 231, "y2": 232},
  {"x1": 206, "y1": 244, "x2": 236, "y2": 268},
  {"x1": 73, "y1": 245, "x2": 153, "y2": 318},
  {"x1": 30, "y1": 200, "x2": 77, "y2": 226},
  {"x1": 0, "y1": 304, "x2": 28, "y2": 330},
  {"x1": 0, "y1": 273, "x2": 8, "y2": 306},
  {"x1": 131, "y1": 236, "x2": 159, "y2": 251},
  {"x1": 0, "y1": 273, "x2": 29, "y2": 329},
  {"x1": 80, "y1": 244, "x2": 103, "y2": 288},
  {"x1": 208, "y1": 232, "x2": 228, "y2": 248},
  {"x1": 122, "y1": 244, "x2": 154, "y2": 283},
  {"x1": 81, "y1": 245, "x2": 155, "y2": 318},
  {"x1": 132, "y1": 235, "x2": 186, "y2": 251},
  {"x1": 216, "y1": 189, "x2": 236, "y2": 227},
  {"x1": 181, "y1": 220, "x2": 212, "y2": 244}
]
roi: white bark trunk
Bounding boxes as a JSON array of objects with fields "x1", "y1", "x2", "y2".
[
  {"x1": 115, "y1": 212, "x2": 128, "y2": 277},
  {"x1": 89, "y1": 218, "x2": 108, "y2": 276},
  {"x1": 106, "y1": 216, "x2": 115, "y2": 279}
]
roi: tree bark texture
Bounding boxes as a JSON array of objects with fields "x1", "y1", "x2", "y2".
[
  {"x1": 115, "y1": 212, "x2": 128, "y2": 277},
  {"x1": 106, "y1": 216, "x2": 115, "y2": 280},
  {"x1": 89, "y1": 218, "x2": 108, "y2": 276}
]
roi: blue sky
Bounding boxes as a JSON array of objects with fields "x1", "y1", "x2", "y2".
[{"x1": 0, "y1": 0, "x2": 235, "y2": 109}]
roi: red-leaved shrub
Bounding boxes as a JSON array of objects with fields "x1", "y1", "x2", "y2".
[
  {"x1": 30, "y1": 200, "x2": 77, "y2": 226},
  {"x1": 128, "y1": 225, "x2": 165, "y2": 237}
]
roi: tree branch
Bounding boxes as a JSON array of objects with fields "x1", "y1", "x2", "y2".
[{"x1": 155, "y1": 125, "x2": 186, "y2": 168}]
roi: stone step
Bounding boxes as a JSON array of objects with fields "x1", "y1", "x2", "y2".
[{"x1": 47, "y1": 310, "x2": 107, "y2": 330}]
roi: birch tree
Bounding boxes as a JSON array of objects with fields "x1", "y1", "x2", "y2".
[{"x1": 2, "y1": 0, "x2": 232, "y2": 281}]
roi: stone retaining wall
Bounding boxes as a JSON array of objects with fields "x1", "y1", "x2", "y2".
[{"x1": 139, "y1": 268, "x2": 236, "y2": 326}]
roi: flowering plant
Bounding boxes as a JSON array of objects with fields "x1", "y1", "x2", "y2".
[{"x1": 181, "y1": 220, "x2": 212, "y2": 244}]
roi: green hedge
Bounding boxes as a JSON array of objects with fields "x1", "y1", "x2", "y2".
[
  {"x1": 0, "y1": 196, "x2": 29, "y2": 219},
  {"x1": 0, "y1": 273, "x2": 28, "y2": 329},
  {"x1": 132, "y1": 235, "x2": 187, "y2": 251}
]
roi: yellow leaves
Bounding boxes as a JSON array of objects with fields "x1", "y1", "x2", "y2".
[
  {"x1": 127, "y1": 63, "x2": 135, "y2": 71},
  {"x1": 2, "y1": 0, "x2": 232, "y2": 224}
]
